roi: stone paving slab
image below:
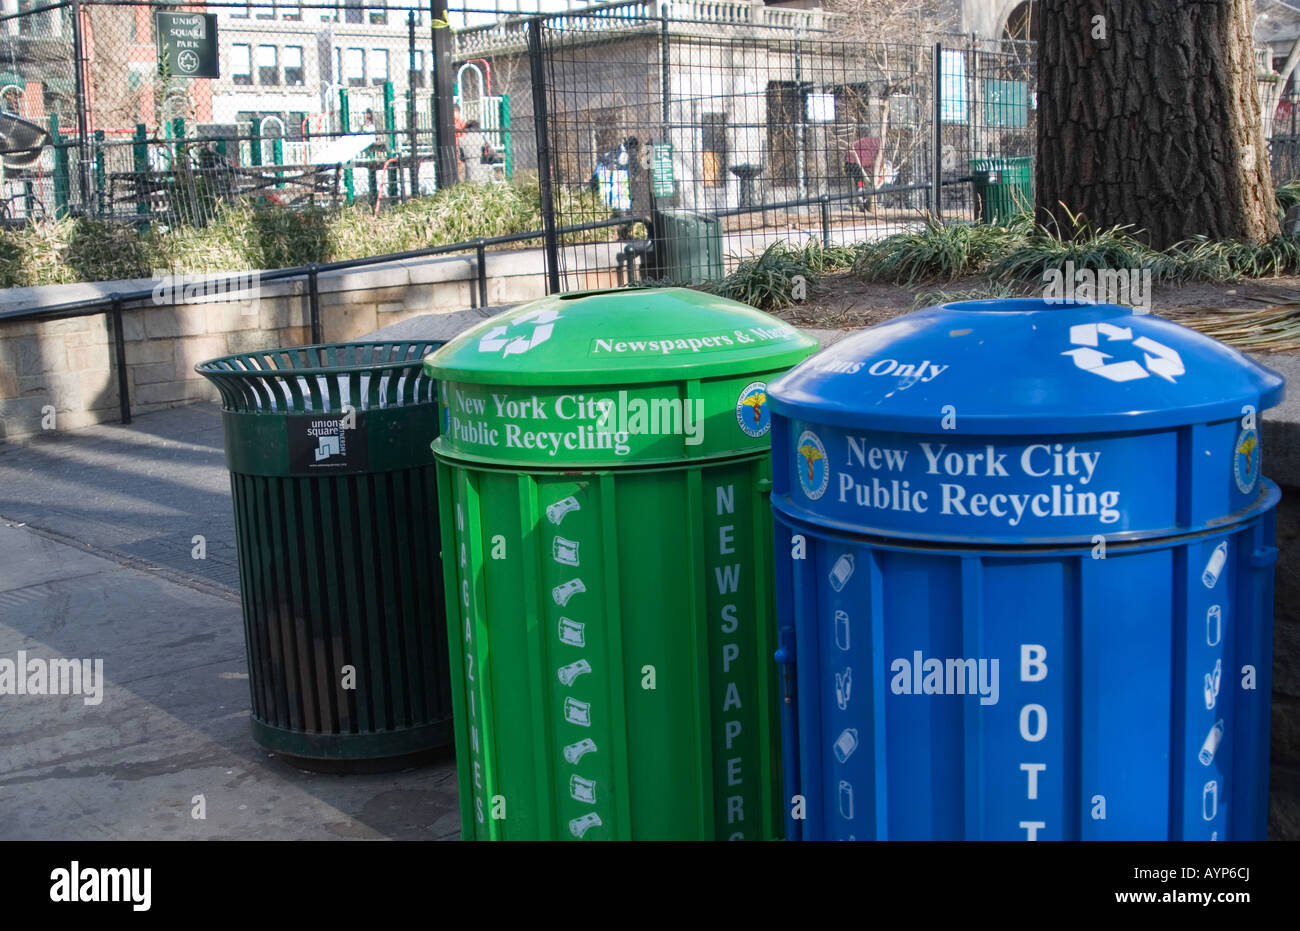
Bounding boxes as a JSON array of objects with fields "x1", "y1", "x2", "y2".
[{"x1": 0, "y1": 417, "x2": 460, "y2": 841}]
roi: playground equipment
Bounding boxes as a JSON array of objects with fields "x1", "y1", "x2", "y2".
[
  {"x1": 0, "y1": 110, "x2": 50, "y2": 220},
  {"x1": 29, "y1": 75, "x2": 462, "y2": 221},
  {"x1": 455, "y1": 60, "x2": 512, "y2": 180}
]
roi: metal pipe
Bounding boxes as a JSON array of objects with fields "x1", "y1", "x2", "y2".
[
  {"x1": 476, "y1": 239, "x2": 488, "y2": 308},
  {"x1": 308, "y1": 265, "x2": 322, "y2": 344},
  {"x1": 794, "y1": 31, "x2": 806, "y2": 203},
  {"x1": 431, "y1": 0, "x2": 459, "y2": 189},
  {"x1": 69, "y1": 0, "x2": 92, "y2": 212},
  {"x1": 932, "y1": 42, "x2": 944, "y2": 221},
  {"x1": 408, "y1": 10, "x2": 419, "y2": 197},
  {"x1": 111, "y1": 296, "x2": 131, "y2": 425},
  {"x1": 528, "y1": 17, "x2": 561, "y2": 294},
  {"x1": 660, "y1": 6, "x2": 670, "y2": 141}
]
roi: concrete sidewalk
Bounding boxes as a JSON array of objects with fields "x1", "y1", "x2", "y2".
[{"x1": 0, "y1": 403, "x2": 459, "y2": 840}]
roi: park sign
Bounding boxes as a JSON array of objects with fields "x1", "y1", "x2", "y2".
[
  {"x1": 155, "y1": 12, "x2": 219, "y2": 79},
  {"x1": 649, "y1": 143, "x2": 674, "y2": 198}
]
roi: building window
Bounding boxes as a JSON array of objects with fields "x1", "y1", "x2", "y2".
[
  {"x1": 289, "y1": 111, "x2": 308, "y2": 140},
  {"x1": 344, "y1": 0, "x2": 363, "y2": 24},
  {"x1": 231, "y1": 44, "x2": 253, "y2": 85},
  {"x1": 368, "y1": 3, "x2": 387, "y2": 25},
  {"x1": 280, "y1": 3, "x2": 301, "y2": 20},
  {"x1": 257, "y1": 113, "x2": 285, "y2": 138},
  {"x1": 228, "y1": 4, "x2": 250, "y2": 18},
  {"x1": 253, "y1": 4, "x2": 274, "y2": 19},
  {"x1": 345, "y1": 47, "x2": 365, "y2": 87},
  {"x1": 701, "y1": 112, "x2": 727, "y2": 187},
  {"x1": 284, "y1": 46, "x2": 304, "y2": 86},
  {"x1": 411, "y1": 50, "x2": 425, "y2": 89},
  {"x1": 257, "y1": 45, "x2": 279, "y2": 85},
  {"x1": 369, "y1": 49, "x2": 388, "y2": 86}
]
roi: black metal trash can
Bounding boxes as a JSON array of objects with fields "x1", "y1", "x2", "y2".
[{"x1": 197, "y1": 341, "x2": 452, "y2": 770}]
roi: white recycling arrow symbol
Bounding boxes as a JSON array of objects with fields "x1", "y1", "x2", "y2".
[
  {"x1": 477, "y1": 325, "x2": 510, "y2": 353},
  {"x1": 478, "y1": 308, "x2": 561, "y2": 356},
  {"x1": 1063, "y1": 323, "x2": 1185, "y2": 383}
]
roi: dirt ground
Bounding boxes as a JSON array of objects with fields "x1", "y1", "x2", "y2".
[{"x1": 777, "y1": 272, "x2": 1300, "y2": 336}]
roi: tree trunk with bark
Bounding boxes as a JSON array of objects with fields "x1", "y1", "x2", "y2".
[{"x1": 1037, "y1": 0, "x2": 1279, "y2": 247}]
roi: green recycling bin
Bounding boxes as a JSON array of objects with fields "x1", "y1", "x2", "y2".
[
  {"x1": 197, "y1": 342, "x2": 454, "y2": 770},
  {"x1": 970, "y1": 156, "x2": 1033, "y2": 224},
  {"x1": 424, "y1": 288, "x2": 817, "y2": 839}
]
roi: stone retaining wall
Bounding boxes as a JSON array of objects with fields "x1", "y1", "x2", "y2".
[{"x1": 0, "y1": 246, "x2": 621, "y2": 441}]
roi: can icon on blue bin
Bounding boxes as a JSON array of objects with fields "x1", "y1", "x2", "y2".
[{"x1": 768, "y1": 300, "x2": 1284, "y2": 841}]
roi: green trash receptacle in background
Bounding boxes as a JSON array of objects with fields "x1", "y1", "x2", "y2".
[
  {"x1": 424, "y1": 288, "x2": 817, "y2": 839},
  {"x1": 197, "y1": 342, "x2": 454, "y2": 770},
  {"x1": 654, "y1": 208, "x2": 725, "y2": 283},
  {"x1": 969, "y1": 156, "x2": 1033, "y2": 224}
]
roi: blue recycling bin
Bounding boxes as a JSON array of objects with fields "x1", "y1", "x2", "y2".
[{"x1": 768, "y1": 299, "x2": 1285, "y2": 840}]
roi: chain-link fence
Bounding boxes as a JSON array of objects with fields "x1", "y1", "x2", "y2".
[{"x1": 0, "y1": 0, "x2": 475, "y2": 225}]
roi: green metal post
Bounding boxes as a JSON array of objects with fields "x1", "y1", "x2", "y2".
[
  {"x1": 172, "y1": 117, "x2": 186, "y2": 179},
  {"x1": 93, "y1": 129, "x2": 106, "y2": 217},
  {"x1": 501, "y1": 95, "x2": 512, "y2": 179},
  {"x1": 50, "y1": 114, "x2": 69, "y2": 219},
  {"x1": 384, "y1": 80, "x2": 398, "y2": 201},
  {"x1": 249, "y1": 120, "x2": 262, "y2": 167},
  {"x1": 340, "y1": 87, "x2": 354, "y2": 205},
  {"x1": 273, "y1": 135, "x2": 284, "y2": 188},
  {"x1": 133, "y1": 123, "x2": 149, "y2": 226}
]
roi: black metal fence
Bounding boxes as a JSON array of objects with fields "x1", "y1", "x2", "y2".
[
  {"x1": 0, "y1": 0, "x2": 1043, "y2": 294},
  {"x1": 528, "y1": 2, "x2": 1037, "y2": 289},
  {"x1": 0, "y1": 1, "x2": 1037, "y2": 247}
]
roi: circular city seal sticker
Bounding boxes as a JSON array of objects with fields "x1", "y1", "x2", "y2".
[
  {"x1": 736, "y1": 381, "x2": 770, "y2": 438},
  {"x1": 1233, "y1": 427, "x2": 1260, "y2": 495},
  {"x1": 796, "y1": 429, "x2": 829, "y2": 500}
]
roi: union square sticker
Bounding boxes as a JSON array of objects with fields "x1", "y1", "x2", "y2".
[
  {"x1": 736, "y1": 382, "x2": 770, "y2": 437},
  {"x1": 1234, "y1": 426, "x2": 1260, "y2": 494},
  {"x1": 797, "y1": 429, "x2": 829, "y2": 500}
]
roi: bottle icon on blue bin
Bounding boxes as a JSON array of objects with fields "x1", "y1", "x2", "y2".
[{"x1": 1202, "y1": 542, "x2": 1228, "y2": 589}]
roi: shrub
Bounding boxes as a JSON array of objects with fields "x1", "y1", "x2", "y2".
[
  {"x1": 0, "y1": 178, "x2": 615, "y2": 286},
  {"x1": 854, "y1": 215, "x2": 1031, "y2": 284},
  {"x1": 705, "y1": 242, "x2": 822, "y2": 310}
]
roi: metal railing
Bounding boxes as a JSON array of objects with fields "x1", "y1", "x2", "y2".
[{"x1": 0, "y1": 212, "x2": 644, "y2": 426}]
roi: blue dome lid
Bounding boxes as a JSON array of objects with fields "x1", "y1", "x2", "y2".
[{"x1": 768, "y1": 299, "x2": 1285, "y2": 434}]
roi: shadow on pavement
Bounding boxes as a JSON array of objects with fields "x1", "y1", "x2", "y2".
[{"x1": 0, "y1": 401, "x2": 460, "y2": 841}]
